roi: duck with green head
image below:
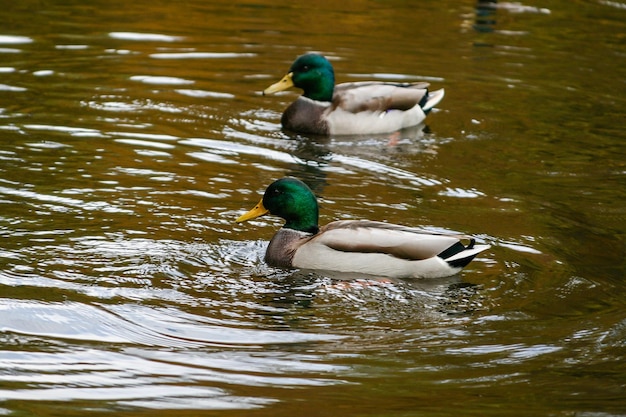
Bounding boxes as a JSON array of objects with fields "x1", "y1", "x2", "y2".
[
  {"x1": 263, "y1": 53, "x2": 445, "y2": 136},
  {"x1": 236, "y1": 178, "x2": 488, "y2": 278}
]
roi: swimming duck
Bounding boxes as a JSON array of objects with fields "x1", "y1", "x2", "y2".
[
  {"x1": 263, "y1": 53, "x2": 445, "y2": 136},
  {"x1": 236, "y1": 178, "x2": 489, "y2": 279}
]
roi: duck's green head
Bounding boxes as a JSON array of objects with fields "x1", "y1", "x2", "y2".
[
  {"x1": 236, "y1": 177, "x2": 320, "y2": 234},
  {"x1": 263, "y1": 53, "x2": 335, "y2": 102}
]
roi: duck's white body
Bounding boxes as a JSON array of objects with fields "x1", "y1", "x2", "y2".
[
  {"x1": 281, "y1": 82, "x2": 445, "y2": 136},
  {"x1": 265, "y1": 220, "x2": 488, "y2": 279}
]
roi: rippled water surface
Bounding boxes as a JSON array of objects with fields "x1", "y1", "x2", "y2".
[{"x1": 1, "y1": 0, "x2": 625, "y2": 415}]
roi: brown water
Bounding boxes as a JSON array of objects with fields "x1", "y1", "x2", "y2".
[{"x1": 1, "y1": 0, "x2": 625, "y2": 415}]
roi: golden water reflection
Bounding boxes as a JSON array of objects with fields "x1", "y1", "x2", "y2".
[{"x1": 0, "y1": 0, "x2": 625, "y2": 415}]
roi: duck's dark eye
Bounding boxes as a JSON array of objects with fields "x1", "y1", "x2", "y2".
[{"x1": 301, "y1": 65, "x2": 309, "y2": 71}]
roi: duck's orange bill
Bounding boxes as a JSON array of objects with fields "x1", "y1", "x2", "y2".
[
  {"x1": 263, "y1": 72, "x2": 294, "y2": 95},
  {"x1": 235, "y1": 199, "x2": 269, "y2": 223}
]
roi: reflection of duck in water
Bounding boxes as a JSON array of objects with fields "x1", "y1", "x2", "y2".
[
  {"x1": 263, "y1": 54, "x2": 444, "y2": 136},
  {"x1": 474, "y1": 0, "x2": 498, "y2": 33},
  {"x1": 236, "y1": 178, "x2": 489, "y2": 279},
  {"x1": 470, "y1": 1, "x2": 550, "y2": 35}
]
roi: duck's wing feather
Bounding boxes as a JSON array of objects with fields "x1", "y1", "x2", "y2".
[
  {"x1": 315, "y1": 220, "x2": 472, "y2": 261},
  {"x1": 333, "y1": 82, "x2": 432, "y2": 113}
]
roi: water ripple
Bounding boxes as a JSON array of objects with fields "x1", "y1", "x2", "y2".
[
  {"x1": 0, "y1": 300, "x2": 342, "y2": 347},
  {"x1": 0, "y1": 84, "x2": 26, "y2": 92},
  {"x1": 0, "y1": 349, "x2": 278, "y2": 409},
  {"x1": 182, "y1": 137, "x2": 297, "y2": 165},
  {"x1": 130, "y1": 75, "x2": 195, "y2": 86},
  {"x1": 150, "y1": 52, "x2": 256, "y2": 59},
  {"x1": 0, "y1": 35, "x2": 33, "y2": 44},
  {"x1": 0, "y1": 186, "x2": 133, "y2": 214},
  {"x1": 108, "y1": 32, "x2": 183, "y2": 42}
]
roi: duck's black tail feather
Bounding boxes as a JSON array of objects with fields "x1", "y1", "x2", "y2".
[{"x1": 439, "y1": 238, "x2": 490, "y2": 268}]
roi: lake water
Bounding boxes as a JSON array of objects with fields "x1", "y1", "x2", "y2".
[{"x1": 1, "y1": 0, "x2": 625, "y2": 415}]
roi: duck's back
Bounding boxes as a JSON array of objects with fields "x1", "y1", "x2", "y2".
[
  {"x1": 333, "y1": 81, "x2": 431, "y2": 112},
  {"x1": 327, "y1": 82, "x2": 440, "y2": 135},
  {"x1": 290, "y1": 220, "x2": 487, "y2": 278}
]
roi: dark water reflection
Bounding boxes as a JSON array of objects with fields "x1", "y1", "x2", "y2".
[{"x1": 1, "y1": 0, "x2": 625, "y2": 415}]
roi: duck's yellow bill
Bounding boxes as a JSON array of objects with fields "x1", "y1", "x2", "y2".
[
  {"x1": 236, "y1": 199, "x2": 269, "y2": 223},
  {"x1": 263, "y1": 72, "x2": 294, "y2": 95}
]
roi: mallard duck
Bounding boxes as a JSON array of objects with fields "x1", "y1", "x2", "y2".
[
  {"x1": 235, "y1": 178, "x2": 489, "y2": 279},
  {"x1": 263, "y1": 53, "x2": 445, "y2": 136}
]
